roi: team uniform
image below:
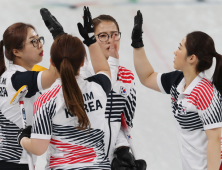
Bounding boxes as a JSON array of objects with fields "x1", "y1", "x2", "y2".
[
  {"x1": 157, "y1": 71, "x2": 222, "y2": 170},
  {"x1": 31, "y1": 73, "x2": 112, "y2": 170},
  {"x1": 80, "y1": 57, "x2": 136, "y2": 162},
  {"x1": 0, "y1": 64, "x2": 43, "y2": 166}
]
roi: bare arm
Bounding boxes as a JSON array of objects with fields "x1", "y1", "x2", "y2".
[
  {"x1": 205, "y1": 127, "x2": 221, "y2": 170},
  {"x1": 77, "y1": 6, "x2": 111, "y2": 79},
  {"x1": 132, "y1": 11, "x2": 160, "y2": 92},
  {"x1": 21, "y1": 137, "x2": 50, "y2": 156},
  {"x1": 88, "y1": 43, "x2": 111, "y2": 79},
  {"x1": 41, "y1": 64, "x2": 57, "y2": 90},
  {"x1": 107, "y1": 34, "x2": 119, "y2": 85},
  {"x1": 133, "y1": 47, "x2": 160, "y2": 92}
]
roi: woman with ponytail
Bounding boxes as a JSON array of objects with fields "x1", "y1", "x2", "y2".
[
  {"x1": 18, "y1": 7, "x2": 112, "y2": 170},
  {"x1": 0, "y1": 22, "x2": 58, "y2": 170},
  {"x1": 131, "y1": 11, "x2": 222, "y2": 170}
]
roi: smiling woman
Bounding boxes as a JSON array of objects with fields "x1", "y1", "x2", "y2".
[{"x1": 0, "y1": 22, "x2": 57, "y2": 170}]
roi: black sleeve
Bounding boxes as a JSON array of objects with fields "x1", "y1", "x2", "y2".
[
  {"x1": 161, "y1": 71, "x2": 184, "y2": 94},
  {"x1": 86, "y1": 73, "x2": 111, "y2": 97},
  {"x1": 11, "y1": 71, "x2": 40, "y2": 98}
]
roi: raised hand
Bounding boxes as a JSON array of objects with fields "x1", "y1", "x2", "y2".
[
  {"x1": 131, "y1": 10, "x2": 144, "y2": 48},
  {"x1": 40, "y1": 8, "x2": 66, "y2": 39},
  {"x1": 77, "y1": 6, "x2": 96, "y2": 47},
  {"x1": 109, "y1": 34, "x2": 119, "y2": 59}
]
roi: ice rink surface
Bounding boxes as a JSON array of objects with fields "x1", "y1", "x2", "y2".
[{"x1": 1, "y1": 0, "x2": 222, "y2": 169}]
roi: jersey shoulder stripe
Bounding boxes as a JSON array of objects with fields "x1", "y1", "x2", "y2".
[
  {"x1": 118, "y1": 66, "x2": 134, "y2": 84},
  {"x1": 0, "y1": 111, "x2": 23, "y2": 163},
  {"x1": 33, "y1": 85, "x2": 61, "y2": 115},
  {"x1": 186, "y1": 78, "x2": 214, "y2": 110}
]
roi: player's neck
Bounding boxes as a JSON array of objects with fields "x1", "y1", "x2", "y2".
[
  {"x1": 13, "y1": 59, "x2": 34, "y2": 71},
  {"x1": 183, "y1": 69, "x2": 199, "y2": 91},
  {"x1": 55, "y1": 70, "x2": 60, "y2": 79}
]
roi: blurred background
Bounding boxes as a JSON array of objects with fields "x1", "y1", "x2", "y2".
[{"x1": 1, "y1": 0, "x2": 222, "y2": 169}]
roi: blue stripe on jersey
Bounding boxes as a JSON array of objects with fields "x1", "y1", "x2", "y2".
[
  {"x1": 0, "y1": 111, "x2": 23, "y2": 163},
  {"x1": 32, "y1": 98, "x2": 57, "y2": 135},
  {"x1": 201, "y1": 90, "x2": 222, "y2": 125},
  {"x1": 105, "y1": 88, "x2": 136, "y2": 128}
]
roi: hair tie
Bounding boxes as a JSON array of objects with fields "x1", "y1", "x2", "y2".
[{"x1": 1, "y1": 40, "x2": 4, "y2": 46}]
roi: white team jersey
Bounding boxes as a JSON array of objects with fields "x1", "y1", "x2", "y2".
[
  {"x1": 0, "y1": 64, "x2": 42, "y2": 164},
  {"x1": 157, "y1": 71, "x2": 222, "y2": 170},
  {"x1": 31, "y1": 73, "x2": 112, "y2": 170},
  {"x1": 80, "y1": 57, "x2": 136, "y2": 162}
]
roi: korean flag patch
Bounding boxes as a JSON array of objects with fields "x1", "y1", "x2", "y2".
[
  {"x1": 120, "y1": 86, "x2": 127, "y2": 96},
  {"x1": 181, "y1": 106, "x2": 187, "y2": 115}
]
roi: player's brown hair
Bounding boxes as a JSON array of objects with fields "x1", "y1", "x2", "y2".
[
  {"x1": 185, "y1": 31, "x2": 222, "y2": 94},
  {"x1": 0, "y1": 23, "x2": 35, "y2": 76},
  {"x1": 50, "y1": 34, "x2": 90, "y2": 130},
  {"x1": 92, "y1": 15, "x2": 120, "y2": 32}
]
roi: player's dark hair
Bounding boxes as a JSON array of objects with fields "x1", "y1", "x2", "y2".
[
  {"x1": 185, "y1": 31, "x2": 222, "y2": 95},
  {"x1": 92, "y1": 15, "x2": 120, "y2": 32},
  {"x1": 0, "y1": 23, "x2": 35, "y2": 76},
  {"x1": 50, "y1": 34, "x2": 90, "y2": 130}
]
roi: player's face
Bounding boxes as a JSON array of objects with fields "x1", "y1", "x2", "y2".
[
  {"x1": 94, "y1": 21, "x2": 120, "y2": 59},
  {"x1": 173, "y1": 38, "x2": 188, "y2": 71},
  {"x1": 19, "y1": 27, "x2": 43, "y2": 67}
]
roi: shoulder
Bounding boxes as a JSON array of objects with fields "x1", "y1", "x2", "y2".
[
  {"x1": 190, "y1": 78, "x2": 214, "y2": 110},
  {"x1": 85, "y1": 73, "x2": 111, "y2": 97},
  {"x1": 118, "y1": 66, "x2": 134, "y2": 84},
  {"x1": 11, "y1": 71, "x2": 41, "y2": 98},
  {"x1": 158, "y1": 70, "x2": 183, "y2": 94},
  {"x1": 195, "y1": 78, "x2": 214, "y2": 98},
  {"x1": 161, "y1": 70, "x2": 184, "y2": 86},
  {"x1": 33, "y1": 85, "x2": 62, "y2": 115}
]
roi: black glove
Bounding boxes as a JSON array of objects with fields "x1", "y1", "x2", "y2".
[
  {"x1": 111, "y1": 147, "x2": 147, "y2": 170},
  {"x1": 135, "y1": 160, "x2": 147, "y2": 170},
  {"x1": 17, "y1": 125, "x2": 32, "y2": 147},
  {"x1": 40, "y1": 8, "x2": 66, "y2": 39},
  {"x1": 131, "y1": 10, "x2": 144, "y2": 48},
  {"x1": 77, "y1": 6, "x2": 96, "y2": 47}
]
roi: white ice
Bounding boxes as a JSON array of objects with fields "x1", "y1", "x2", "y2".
[{"x1": 0, "y1": 0, "x2": 221, "y2": 169}]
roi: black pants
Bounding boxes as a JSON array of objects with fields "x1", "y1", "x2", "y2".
[{"x1": 0, "y1": 161, "x2": 29, "y2": 170}]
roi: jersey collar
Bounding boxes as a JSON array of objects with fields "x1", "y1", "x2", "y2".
[
  {"x1": 8, "y1": 64, "x2": 27, "y2": 72},
  {"x1": 177, "y1": 72, "x2": 208, "y2": 95}
]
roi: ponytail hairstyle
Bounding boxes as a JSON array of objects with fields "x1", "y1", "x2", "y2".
[
  {"x1": 92, "y1": 14, "x2": 120, "y2": 32},
  {"x1": 0, "y1": 23, "x2": 35, "y2": 76},
  {"x1": 50, "y1": 34, "x2": 90, "y2": 130},
  {"x1": 185, "y1": 31, "x2": 222, "y2": 95}
]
